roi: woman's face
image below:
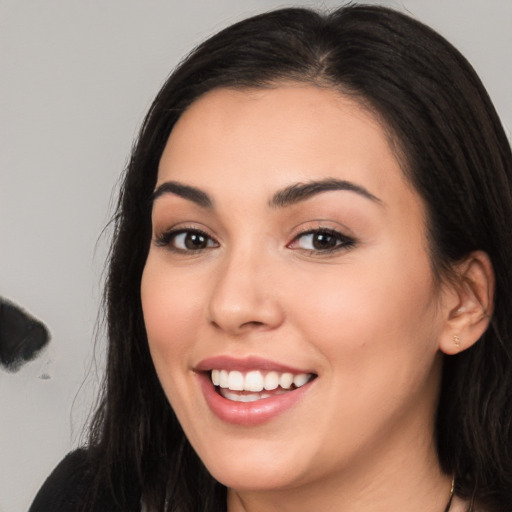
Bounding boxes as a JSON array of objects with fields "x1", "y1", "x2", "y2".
[{"x1": 141, "y1": 85, "x2": 448, "y2": 493}]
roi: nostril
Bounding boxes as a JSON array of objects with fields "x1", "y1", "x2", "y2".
[
  {"x1": 241, "y1": 321, "x2": 265, "y2": 328},
  {"x1": 209, "y1": 318, "x2": 267, "y2": 333}
]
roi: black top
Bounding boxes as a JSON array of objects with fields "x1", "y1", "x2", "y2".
[{"x1": 29, "y1": 450, "x2": 140, "y2": 512}]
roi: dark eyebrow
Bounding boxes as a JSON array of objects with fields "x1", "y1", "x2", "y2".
[
  {"x1": 152, "y1": 181, "x2": 213, "y2": 208},
  {"x1": 269, "y1": 178, "x2": 382, "y2": 208}
]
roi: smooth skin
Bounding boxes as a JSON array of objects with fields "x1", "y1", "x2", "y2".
[{"x1": 141, "y1": 85, "x2": 492, "y2": 512}]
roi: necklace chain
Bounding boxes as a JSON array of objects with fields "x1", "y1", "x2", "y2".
[{"x1": 443, "y1": 477, "x2": 455, "y2": 512}]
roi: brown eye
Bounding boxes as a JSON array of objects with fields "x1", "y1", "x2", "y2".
[
  {"x1": 181, "y1": 232, "x2": 209, "y2": 250},
  {"x1": 290, "y1": 229, "x2": 355, "y2": 254},
  {"x1": 157, "y1": 229, "x2": 218, "y2": 252},
  {"x1": 310, "y1": 232, "x2": 339, "y2": 250}
]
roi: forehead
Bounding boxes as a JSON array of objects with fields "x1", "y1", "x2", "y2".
[{"x1": 157, "y1": 85, "x2": 416, "y2": 210}]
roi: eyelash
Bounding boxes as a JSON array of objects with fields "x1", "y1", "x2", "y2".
[
  {"x1": 154, "y1": 227, "x2": 355, "y2": 255},
  {"x1": 288, "y1": 227, "x2": 356, "y2": 255},
  {"x1": 155, "y1": 228, "x2": 218, "y2": 253}
]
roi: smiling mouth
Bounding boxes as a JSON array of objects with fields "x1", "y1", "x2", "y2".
[{"x1": 210, "y1": 369, "x2": 316, "y2": 403}]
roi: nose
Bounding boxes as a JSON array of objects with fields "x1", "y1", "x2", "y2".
[{"x1": 207, "y1": 247, "x2": 284, "y2": 336}]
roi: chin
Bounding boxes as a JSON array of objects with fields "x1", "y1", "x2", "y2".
[
  {"x1": 198, "y1": 441, "x2": 324, "y2": 493},
  {"x1": 209, "y1": 463, "x2": 304, "y2": 492}
]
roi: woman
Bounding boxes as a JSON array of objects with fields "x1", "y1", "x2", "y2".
[{"x1": 30, "y1": 4, "x2": 512, "y2": 512}]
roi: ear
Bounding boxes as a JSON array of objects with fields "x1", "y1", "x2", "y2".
[{"x1": 438, "y1": 251, "x2": 494, "y2": 355}]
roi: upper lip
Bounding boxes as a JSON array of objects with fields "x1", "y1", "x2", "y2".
[{"x1": 195, "y1": 355, "x2": 314, "y2": 375}]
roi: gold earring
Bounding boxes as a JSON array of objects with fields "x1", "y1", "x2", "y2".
[{"x1": 453, "y1": 335, "x2": 462, "y2": 350}]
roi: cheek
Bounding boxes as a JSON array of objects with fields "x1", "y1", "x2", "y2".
[
  {"x1": 288, "y1": 248, "x2": 440, "y2": 372},
  {"x1": 286, "y1": 254, "x2": 442, "y2": 444},
  {"x1": 141, "y1": 259, "x2": 205, "y2": 370}
]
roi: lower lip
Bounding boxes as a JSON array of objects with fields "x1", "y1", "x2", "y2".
[{"x1": 198, "y1": 373, "x2": 314, "y2": 426}]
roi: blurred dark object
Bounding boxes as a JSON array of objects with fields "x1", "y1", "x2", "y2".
[{"x1": 0, "y1": 298, "x2": 50, "y2": 371}]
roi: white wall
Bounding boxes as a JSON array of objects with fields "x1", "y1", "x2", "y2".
[{"x1": 1, "y1": 1, "x2": 510, "y2": 511}]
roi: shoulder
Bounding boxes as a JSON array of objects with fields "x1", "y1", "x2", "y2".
[
  {"x1": 29, "y1": 450, "x2": 92, "y2": 512},
  {"x1": 29, "y1": 449, "x2": 137, "y2": 512}
]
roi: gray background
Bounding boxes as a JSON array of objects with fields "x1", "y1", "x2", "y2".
[{"x1": 1, "y1": 1, "x2": 510, "y2": 511}]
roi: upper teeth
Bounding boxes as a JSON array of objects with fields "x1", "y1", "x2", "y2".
[{"x1": 211, "y1": 369, "x2": 312, "y2": 392}]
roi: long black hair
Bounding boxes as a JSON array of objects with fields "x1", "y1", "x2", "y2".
[{"x1": 85, "y1": 4, "x2": 512, "y2": 511}]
